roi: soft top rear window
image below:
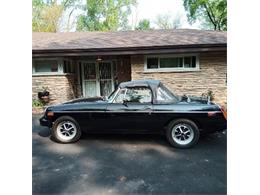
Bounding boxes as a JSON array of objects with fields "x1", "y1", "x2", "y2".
[{"x1": 156, "y1": 84, "x2": 179, "y2": 103}]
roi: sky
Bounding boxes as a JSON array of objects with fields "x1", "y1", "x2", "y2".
[
  {"x1": 129, "y1": 0, "x2": 201, "y2": 29},
  {"x1": 64, "y1": 0, "x2": 202, "y2": 31}
]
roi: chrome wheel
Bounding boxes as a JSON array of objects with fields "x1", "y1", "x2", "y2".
[
  {"x1": 56, "y1": 121, "x2": 77, "y2": 141},
  {"x1": 171, "y1": 124, "x2": 194, "y2": 145}
]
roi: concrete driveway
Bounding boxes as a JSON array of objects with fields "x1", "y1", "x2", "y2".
[{"x1": 32, "y1": 114, "x2": 227, "y2": 195}]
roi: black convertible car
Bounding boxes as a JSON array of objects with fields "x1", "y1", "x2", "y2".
[{"x1": 40, "y1": 80, "x2": 226, "y2": 148}]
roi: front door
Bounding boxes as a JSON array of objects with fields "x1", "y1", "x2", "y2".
[
  {"x1": 81, "y1": 61, "x2": 114, "y2": 97},
  {"x1": 99, "y1": 62, "x2": 114, "y2": 97}
]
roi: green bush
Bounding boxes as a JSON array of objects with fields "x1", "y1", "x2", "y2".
[{"x1": 32, "y1": 99, "x2": 44, "y2": 107}]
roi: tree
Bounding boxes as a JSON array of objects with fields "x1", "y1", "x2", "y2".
[
  {"x1": 32, "y1": 0, "x2": 80, "y2": 32},
  {"x1": 183, "y1": 0, "x2": 227, "y2": 31},
  {"x1": 135, "y1": 19, "x2": 151, "y2": 30},
  {"x1": 154, "y1": 14, "x2": 181, "y2": 29},
  {"x1": 76, "y1": 0, "x2": 137, "y2": 31},
  {"x1": 33, "y1": 0, "x2": 62, "y2": 32}
]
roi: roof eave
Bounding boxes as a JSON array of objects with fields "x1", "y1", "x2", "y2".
[{"x1": 32, "y1": 44, "x2": 227, "y2": 57}]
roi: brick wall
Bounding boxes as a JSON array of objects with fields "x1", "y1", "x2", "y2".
[
  {"x1": 116, "y1": 56, "x2": 131, "y2": 83},
  {"x1": 32, "y1": 74, "x2": 77, "y2": 105},
  {"x1": 131, "y1": 51, "x2": 227, "y2": 105}
]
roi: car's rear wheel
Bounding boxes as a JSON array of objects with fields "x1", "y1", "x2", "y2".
[
  {"x1": 52, "y1": 116, "x2": 81, "y2": 143},
  {"x1": 166, "y1": 119, "x2": 200, "y2": 148}
]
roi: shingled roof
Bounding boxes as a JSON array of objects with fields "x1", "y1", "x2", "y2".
[{"x1": 32, "y1": 29, "x2": 227, "y2": 56}]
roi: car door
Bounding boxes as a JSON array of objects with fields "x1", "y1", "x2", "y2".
[{"x1": 106, "y1": 87, "x2": 154, "y2": 132}]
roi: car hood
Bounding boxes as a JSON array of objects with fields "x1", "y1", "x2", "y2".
[
  {"x1": 62, "y1": 96, "x2": 106, "y2": 104},
  {"x1": 47, "y1": 96, "x2": 108, "y2": 112}
]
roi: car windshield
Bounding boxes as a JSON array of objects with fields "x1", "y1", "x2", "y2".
[
  {"x1": 157, "y1": 84, "x2": 179, "y2": 103},
  {"x1": 107, "y1": 88, "x2": 119, "y2": 102}
]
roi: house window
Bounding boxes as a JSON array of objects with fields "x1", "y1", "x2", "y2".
[
  {"x1": 64, "y1": 60, "x2": 75, "y2": 73},
  {"x1": 146, "y1": 55, "x2": 199, "y2": 71},
  {"x1": 147, "y1": 58, "x2": 159, "y2": 69},
  {"x1": 34, "y1": 60, "x2": 58, "y2": 73}
]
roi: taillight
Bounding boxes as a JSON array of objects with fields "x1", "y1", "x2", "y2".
[
  {"x1": 220, "y1": 106, "x2": 227, "y2": 120},
  {"x1": 208, "y1": 112, "x2": 217, "y2": 117},
  {"x1": 47, "y1": 111, "x2": 54, "y2": 118}
]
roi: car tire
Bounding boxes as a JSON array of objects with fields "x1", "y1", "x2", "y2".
[
  {"x1": 52, "y1": 116, "x2": 81, "y2": 143},
  {"x1": 166, "y1": 119, "x2": 200, "y2": 149}
]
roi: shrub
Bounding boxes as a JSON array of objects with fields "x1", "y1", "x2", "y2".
[
  {"x1": 32, "y1": 99, "x2": 45, "y2": 108},
  {"x1": 202, "y1": 90, "x2": 215, "y2": 101}
]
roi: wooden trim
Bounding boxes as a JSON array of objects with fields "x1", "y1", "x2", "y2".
[{"x1": 32, "y1": 45, "x2": 227, "y2": 57}]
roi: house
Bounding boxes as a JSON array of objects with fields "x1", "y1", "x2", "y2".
[{"x1": 32, "y1": 29, "x2": 227, "y2": 105}]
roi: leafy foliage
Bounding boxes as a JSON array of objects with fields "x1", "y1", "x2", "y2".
[
  {"x1": 183, "y1": 0, "x2": 227, "y2": 30},
  {"x1": 32, "y1": 0, "x2": 80, "y2": 32},
  {"x1": 33, "y1": 0, "x2": 62, "y2": 32},
  {"x1": 76, "y1": 0, "x2": 137, "y2": 31},
  {"x1": 135, "y1": 19, "x2": 152, "y2": 30},
  {"x1": 32, "y1": 99, "x2": 45, "y2": 107},
  {"x1": 202, "y1": 90, "x2": 215, "y2": 101}
]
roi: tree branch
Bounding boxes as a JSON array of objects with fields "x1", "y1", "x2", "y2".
[
  {"x1": 66, "y1": 7, "x2": 75, "y2": 31},
  {"x1": 217, "y1": 11, "x2": 226, "y2": 30},
  {"x1": 203, "y1": 3, "x2": 217, "y2": 30}
]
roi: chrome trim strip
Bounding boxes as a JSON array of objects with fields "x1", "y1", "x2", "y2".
[
  {"x1": 55, "y1": 111, "x2": 106, "y2": 113},
  {"x1": 151, "y1": 111, "x2": 222, "y2": 113},
  {"x1": 54, "y1": 110, "x2": 222, "y2": 114}
]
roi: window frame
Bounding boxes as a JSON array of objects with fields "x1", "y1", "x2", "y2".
[
  {"x1": 144, "y1": 53, "x2": 200, "y2": 72},
  {"x1": 32, "y1": 58, "x2": 64, "y2": 75}
]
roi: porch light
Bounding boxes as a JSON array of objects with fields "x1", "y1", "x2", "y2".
[{"x1": 96, "y1": 56, "x2": 102, "y2": 61}]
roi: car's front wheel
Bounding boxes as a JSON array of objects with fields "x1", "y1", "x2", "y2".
[
  {"x1": 52, "y1": 116, "x2": 81, "y2": 143},
  {"x1": 166, "y1": 119, "x2": 200, "y2": 148}
]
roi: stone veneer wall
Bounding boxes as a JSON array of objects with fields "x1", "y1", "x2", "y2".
[
  {"x1": 131, "y1": 51, "x2": 227, "y2": 105},
  {"x1": 32, "y1": 74, "x2": 77, "y2": 105},
  {"x1": 116, "y1": 56, "x2": 131, "y2": 84}
]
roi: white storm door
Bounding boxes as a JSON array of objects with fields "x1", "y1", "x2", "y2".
[
  {"x1": 99, "y1": 61, "x2": 114, "y2": 97},
  {"x1": 82, "y1": 62, "x2": 99, "y2": 97}
]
